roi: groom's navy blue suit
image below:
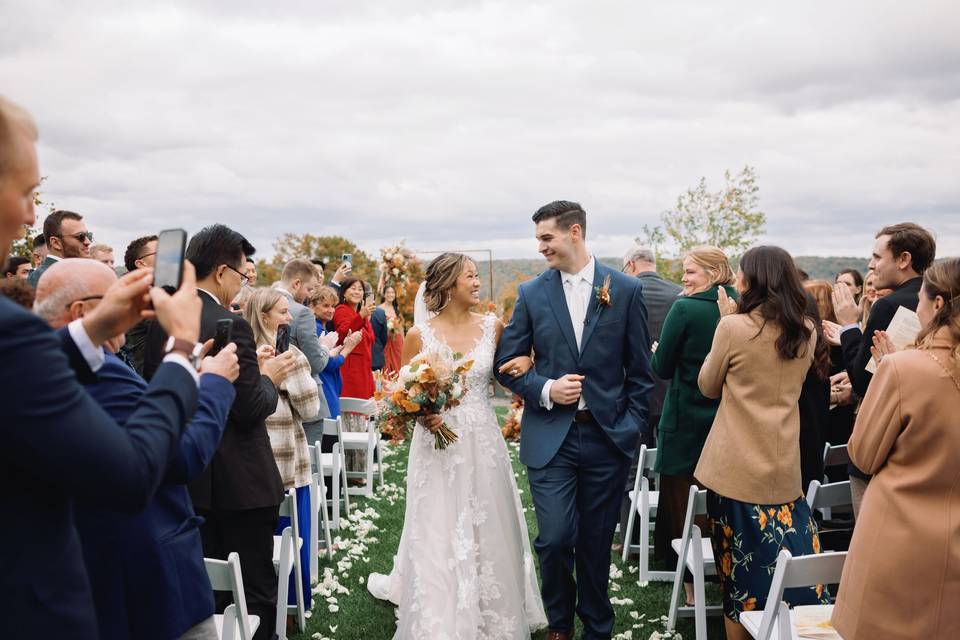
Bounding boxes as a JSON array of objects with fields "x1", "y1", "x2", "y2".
[{"x1": 496, "y1": 260, "x2": 654, "y2": 639}]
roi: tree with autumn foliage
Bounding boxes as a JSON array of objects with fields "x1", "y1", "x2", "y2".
[{"x1": 259, "y1": 233, "x2": 378, "y2": 287}]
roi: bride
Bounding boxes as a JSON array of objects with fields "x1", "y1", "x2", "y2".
[{"x1": 367, "y1": 253, "x2": 547, "y2": 639}]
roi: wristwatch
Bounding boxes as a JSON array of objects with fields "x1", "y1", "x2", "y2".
[{"x1": 164, "y1": 336, "x2": 204, "y2": 370}]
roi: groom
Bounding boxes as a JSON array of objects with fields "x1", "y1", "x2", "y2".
[{"x1": 495, "y1": 201, "x2": 654, "y2": 640}]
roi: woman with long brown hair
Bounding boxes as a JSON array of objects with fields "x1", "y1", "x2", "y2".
[{"x1": 832, "y1": 258, "x2": 960, "y2": 640}]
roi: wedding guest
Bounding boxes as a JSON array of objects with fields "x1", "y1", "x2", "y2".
[
  {"x1": 309, "y1": 285, "x2": 338, "y2": 336},
  {"x1": 805, "y1": 280, "x2": 855, "y2": 447},
  {"x1": 245, "y1": 287, "x2": 319, "y2": 619},
  {"x1": 28, "y1": 209, "x2": 92, "y2": 286},
  {"x1": 696, "y1": 246, "x2": 830, "y2": 639},
  {"x1": 0, "y1": 277, "x2": 34, "y2": 308},
  {"x1": 832, "y1": 222, "x2": 935, "y2": 515},
  {"x1": 618, "y1": 245, "x2": 680, "y2": 549},
  {"x1": 245, "y1": 257, "x2": 258, "y2": 287},
  {"x1": 334, "y1": 277, "x2": 376, "y2": 399},
  {"x1": 377, "y1": 285, "x2": 405, "y2": 376},
  {"x1": 30, "y1": 231, "x2": 46, "y2": 266},
  {"x1": 835, "y1": 268, "x2": 863, "y2": 305},
  {"x1": 35, "y1": 257, "x2": 239, "y2": 640},
  {"x1": 797, "y1": 293, "x2": 833, "y2": 491},
  {"x1": 326, "y1": 261, "x2": 352, "y2": 293},
  {"x1": 832, "y1": 257, "x2": 960, "y2": 640},
  {"x1": 4, "y1": 255, "x2": 30, "y2": 280},
  {"x1": 90, "y1": 243, "x2": 114, "y2": 268},
  {"x1": 1, "y1": 96, "x2": 203, "y2": 639},
  {"x1": 121, "y1": 234, "x2": 157, "y2": 374},
  {"x1": 651, "y1": 245, "x2": 735, "y2": 604},
  {"x1": 371, "y1": 294, "x2": 387, "y2": 373}
]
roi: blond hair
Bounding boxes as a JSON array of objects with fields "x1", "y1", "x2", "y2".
[
  {"x1": 244, "y1": 287, "x2": 285, "y2": 347},
  {"x1": 309, "y1": 285, "x2": 339, "y2": 306},
  {"x1": 684, "y1": 245, "x2": 735, "y2": 287},
  {"x1": 422, "y1": 253, "x2": 475, "y2": 313}
]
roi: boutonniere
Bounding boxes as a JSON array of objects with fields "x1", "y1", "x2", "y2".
[{"x1": 595, "y1": 275, "x2": 612, "y2": 312}]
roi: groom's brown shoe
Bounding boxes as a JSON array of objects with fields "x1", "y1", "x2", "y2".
[{"x1": 545, "y1": 631, "x2": 570, "y2": 640}]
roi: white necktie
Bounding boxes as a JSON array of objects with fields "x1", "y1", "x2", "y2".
[{"x1": 565, "y1": 275, "x2": 588, "y2": 409}]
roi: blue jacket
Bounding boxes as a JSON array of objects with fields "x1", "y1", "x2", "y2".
[
  {"x1": 494, "y1": 262, "x2": 655, "y2": 469},
  {"x1": 79, "y1": 354, "x2": 235, "y2": 640},
  {"x1": 319, "y1": 353, "x2": 345, "y2": 418},
  {"x1": 0, "y1": 296, "x2": 197, "y2": 640}
]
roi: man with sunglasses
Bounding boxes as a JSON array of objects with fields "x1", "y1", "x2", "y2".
[{"x1": 27, "y1": 209, "x2": 93, "y2": 286}]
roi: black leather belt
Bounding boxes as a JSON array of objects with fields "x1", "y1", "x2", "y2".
[{"x1": 574, "y1": 409, "x2": 595, "y2": 424}]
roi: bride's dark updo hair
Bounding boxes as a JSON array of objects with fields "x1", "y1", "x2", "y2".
[{"x1": 423, "y1": 253, "x2": 475, "y2": 313}]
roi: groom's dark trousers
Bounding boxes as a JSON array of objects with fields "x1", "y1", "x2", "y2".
[{"x1": 495, "y1": 262, "x2": 653, "y2": 639}]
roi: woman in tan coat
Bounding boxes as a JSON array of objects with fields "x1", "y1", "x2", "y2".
[
  {"x1": 695, "y1": 246, "x2": 830, "y2": 640},
  {"x1": 832, "y1": 258, "x2": 960, "y2": 640}
]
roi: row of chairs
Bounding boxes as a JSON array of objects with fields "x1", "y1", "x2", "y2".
[
  {"x1": 204, "y1": 398, "x2": 385, "y2": 640},
  {"x1": 621, "y1": 444, "x2": 853, "y2": 639}
]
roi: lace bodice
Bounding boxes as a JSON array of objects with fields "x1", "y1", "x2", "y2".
[{"x1": 417, "y1": 313, "x2": 496, "y2": 410}]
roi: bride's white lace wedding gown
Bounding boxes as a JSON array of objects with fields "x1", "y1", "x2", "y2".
[{"x1": 367, "y1": 314, "x2": 547, "y2": 639}]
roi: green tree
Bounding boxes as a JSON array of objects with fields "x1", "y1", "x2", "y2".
[
  {"x1": 266, "y1": 234, "x2": 377, "y2": 286},
  {"x1": 640, "y1": 166, "x2": 766, "y2": 280}
]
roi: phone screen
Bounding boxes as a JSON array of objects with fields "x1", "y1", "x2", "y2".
[
  {"x1": 154, "y1": 229, "x2": 187, "y2": 292},
  {"x1": 211, "y1": 318, "x2": 233, "y2": 356},
  {"x1": 276, "y1": 324, "x2": 290, "y2": 354}
]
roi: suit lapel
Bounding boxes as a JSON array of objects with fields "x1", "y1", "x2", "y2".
[
  {"x1": 578, "y1": 263, "x2": 606, "y2": 357},
  {"x1": 545, "y1": 269, "x2": 580, "y2": 359}
]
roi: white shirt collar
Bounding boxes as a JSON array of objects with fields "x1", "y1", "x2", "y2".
[
  {"x1": 561, "y1": 256, "x2": 595, "y2": 286},
  {"x1": 47, "y1": 254, "x2": 62, "y2": 262},
  {"x1": 197, "y1": 287, "x2": 222, "y2": 306}
]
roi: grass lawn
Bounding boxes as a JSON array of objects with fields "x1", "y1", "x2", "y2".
[{"x1": 293, "y1": 407, "x2": 719, "y2": 639}]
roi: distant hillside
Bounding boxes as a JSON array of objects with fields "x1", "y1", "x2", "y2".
[{"x1": 474, "y1": 256, "x2": 869, "y2": 301}]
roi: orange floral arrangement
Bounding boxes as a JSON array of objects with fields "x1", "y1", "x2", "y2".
[{"x1": 500, "y1": 395, "x2": 524, "y2": 441}]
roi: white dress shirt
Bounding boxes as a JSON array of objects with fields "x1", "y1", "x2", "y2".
[{"x1": 540, "y1": 256, "x2": 595, "y2": 411}]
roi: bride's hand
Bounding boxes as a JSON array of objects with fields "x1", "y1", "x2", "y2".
[
  {"x1": 498, "y1": 355, "x2": 533, "y2": 378},
  {"x1": 421, "y1": 414, "x2": 443, "y2": 434}
]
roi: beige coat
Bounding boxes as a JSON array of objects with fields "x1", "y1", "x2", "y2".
[
  {"x1": 832, "y1": 330, "x2": 960, "y2": 640},
  {"x1": 694, "y1": 311, "x2": 816, "y2": 504}
]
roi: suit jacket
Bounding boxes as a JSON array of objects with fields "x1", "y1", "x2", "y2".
[
  {"x1": 695, "y1": 311, "x2": 817, "y2": 504},
  {"x1": 636, "y1": 272, "x2": 681, "y2": 420},
  {"x1": 651, "y1": 285, "x2": 736, "y2": 475},
  {"x1": 79, "y1": 354, "x2": 235, "y2": 640},
  {"x1": 832, "y1": 328, "x2": 960, "y2": 640},
  {"x1": 145, "y1": 290, "x2": 284, "y2": 510},
  {"x1": 0, "y1": 296, "x2": 197, "y2": 640},
  {"x1": 495, "y1": 262, "x2": 654, "y2": 469},
  {"x1": 370, "y1": 306, "x2": 388, "y2": 371},
  {"x1": 26, "y1": 253, "x2": 57, "y2": 287},
  {"x1": 840, "y1": 276, "x2": 922, "y2": 397},
  {"x1": 277, "y1": 288, "x2": 329, "y2": 419}
]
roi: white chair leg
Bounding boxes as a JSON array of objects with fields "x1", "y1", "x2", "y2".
[
  {"x1": 376, "y1": 436, "x2": 385, "y2": 488},
  {"x1": 309, "y1": 482, "x2": 319, "y2": 585},
  {"x1": 639, "y1": 486, "x2": 650, "y2": 581},
  {"x1": 692, "y1": 528, "x2": 708, "y2": 640}
]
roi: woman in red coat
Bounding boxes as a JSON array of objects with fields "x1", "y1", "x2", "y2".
[{"x1": 333, "y1": 278, "x2": 377, "y2": 399}]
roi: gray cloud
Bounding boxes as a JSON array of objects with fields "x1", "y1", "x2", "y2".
[{"x1": 1, "y1": 0, "x2": 957, "y2": 261}]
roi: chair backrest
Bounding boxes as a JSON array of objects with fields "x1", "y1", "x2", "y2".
[
  {"x1": 322, "y1": 416, "x2": 341, "y2": 437},
  {"x1": 822, "y1": 443, "x2": 850, "y2": 468},
  {"x1": 640, "y1": 445, "x2": 658, "y2": 472},
  {"x1": 339, "y1": 397, "x2": 377, "y2": 416},
  {"x1": 278, "y1": 488, "x2": 295, "y2": 518},
  {"x1": 756, "y1": 550, "x2": 846, "y2": 640},
  {"x1": 205, "y1": 552, "x2": 256, "y2": 640},
  {"x1": 805, "y1": 480, "x2": 852, "y2": 511}
]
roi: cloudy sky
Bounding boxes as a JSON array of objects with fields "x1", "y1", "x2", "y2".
[{"x1": 2, "y1": 0, "x2": 958, "y2": 261}]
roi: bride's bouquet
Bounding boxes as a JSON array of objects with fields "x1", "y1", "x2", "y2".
[{"x1": 376, "y1": 350, "x2": 474, "y2": 450}]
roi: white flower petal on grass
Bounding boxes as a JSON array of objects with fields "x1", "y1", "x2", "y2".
[{"x1": 328, "y1": 604, "x2": 340, "y2": 613}]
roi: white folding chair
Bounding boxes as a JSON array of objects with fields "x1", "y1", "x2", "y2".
[
  {"x1": 273, "y1": 490, "x2": 305, "y2": 638},
  {"x1": 621, "y1": 446, "x2": 674, "y2": 583},
  {"x1": 338, "y1": 397, "x2": 385, "y2": 496},
  {"x1": 821, "y1": 442, "x2": 850, "y2": 485},
  {"x1": 666, "y1": 485, "x2": 723, "y2": 640},
  {"x1": 805, "y1": 479, "x2": 852, "y2": 528},
  {"x1": 740, "y1": 549, "x2": 846, "y2": 640},
  {"x1": 205, "y1": 552, "x2": 260, "y2": 640},
  {"x1": 314, "y1": 418, "x2": 351, "y2": 524},
  {"x1": 307, "y1": 444, "x2": 334, "y2": 586}
]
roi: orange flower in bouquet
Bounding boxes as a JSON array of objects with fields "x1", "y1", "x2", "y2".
[
  {"x1": 500, "y1": 395, "x2": 524, "y2": 441},
  {"x1": 376, "y1": 349, "x2": 474, "y2": 450}
]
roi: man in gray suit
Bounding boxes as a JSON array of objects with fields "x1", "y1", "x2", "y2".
[
  {"x1": 619, "y1": 245, "x2": 681, "y2": 547},
  {"x1": 275, "y1": 259, "x2": 331, "y2": 432}
]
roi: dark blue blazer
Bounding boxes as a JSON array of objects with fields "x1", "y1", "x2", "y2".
[
  {"x1": 0, "y1": 296, "x2": 198, "y2": 640},
  {"x1": 79, "y1": 353, "x2": 235, "y2": 640},
  {"x1": 495, "y1": 262, "x2": 655, "y2": 468}
]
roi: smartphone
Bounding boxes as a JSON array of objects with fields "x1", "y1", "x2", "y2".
[
  {"x1": 210, "y1": 318, "x2": 233, "y2": 356},
  {"x1": 362, "y1": 281, "x2": 374, "y2": 305},
  {"x1": 276, "y1": 323, "x2": 290, "y2": 355},
  {"x1": 153, "y1": 228, "x2": 188, "y2": 293}
]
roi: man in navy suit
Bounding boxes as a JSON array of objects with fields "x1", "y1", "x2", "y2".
[
  {"x1": 0, "y1": 95, "x2": 207, "y2": 639},
  {"x1": 495, "y1": 201, "x2": 654, "y2": 640},
  {"x1": 35, "y1": 258, "x2": 240, "y2": 640}
]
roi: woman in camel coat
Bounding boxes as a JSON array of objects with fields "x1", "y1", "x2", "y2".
[{"x1": 832, "y1": 258, "x2": 960, "y2": 640}]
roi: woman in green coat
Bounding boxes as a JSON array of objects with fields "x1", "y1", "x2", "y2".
[{"x1": 651, "y1": 245, "x2": 736, "y2": 604}]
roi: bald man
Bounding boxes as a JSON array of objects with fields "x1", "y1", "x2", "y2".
[{"x1": 34, "y1": 258, "x2": 241, "y2": 640}]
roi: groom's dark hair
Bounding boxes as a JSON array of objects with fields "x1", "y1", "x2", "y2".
[{"x1": 532, "y1": 200, "x2": 587, "y2": 237}]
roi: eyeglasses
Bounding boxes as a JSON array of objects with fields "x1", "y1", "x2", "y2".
[
  {"x1": 65, "y1": 294, "x2": 103, "y2": 309},
  {"x1": 60, "y1": 231, "x2": 94, "y2": 243},
  {"x1": 137, "y1": 251, "x2": 156, "y2": 262},
  {"x1": 224, "y1": 264, "x2": 249, "y2": 287}
]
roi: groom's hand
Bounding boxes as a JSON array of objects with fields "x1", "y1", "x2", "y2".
[{"x1": 550, "y1": 374, "x2": 584, "y2": 405}]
